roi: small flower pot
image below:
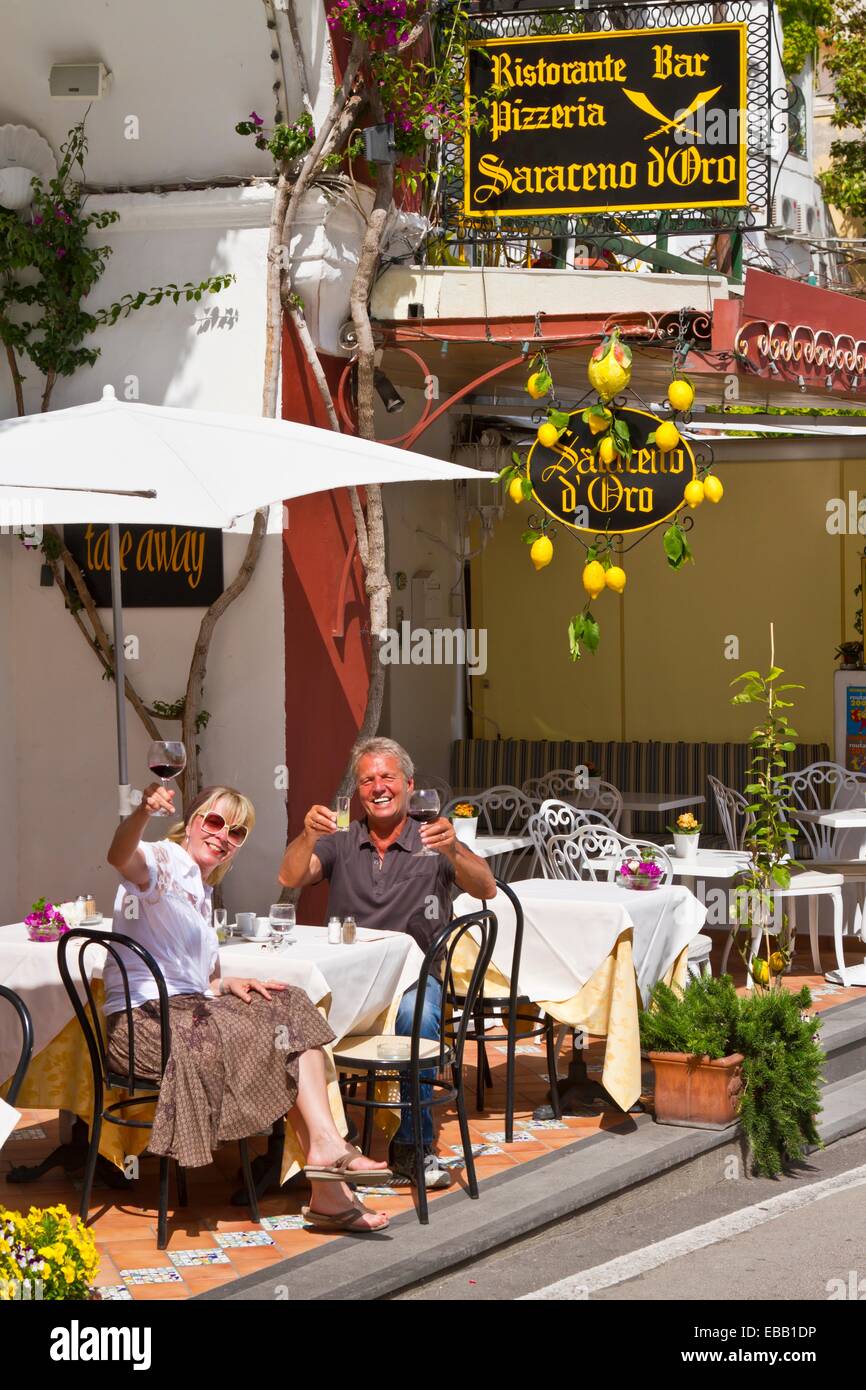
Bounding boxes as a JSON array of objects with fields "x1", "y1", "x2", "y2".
[
  {"x1": 648, "y1": 1051, "x2": 744, "y2": 1129},
  {"x1": 453, "y1": 817, "x2": 478, "y2": 846},
  {"x1": 617, "y1": 872, "x2": 661, "y2": 891},
  {"x1": 673, "y1": 832, "x2": 699, "y2": 860}
]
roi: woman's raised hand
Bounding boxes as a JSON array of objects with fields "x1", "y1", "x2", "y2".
[
  {"x1": 221, "y1": 977, "x2": 287, "y2": 1003},
  {"x1": 141, "y1": 782, "x2": 176, "y2": 817}
]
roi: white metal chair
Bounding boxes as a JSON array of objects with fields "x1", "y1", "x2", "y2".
[
  {"x1": 545, "y1": 825, "x2": 673, "y2": 884},
  {"x1": 526, "y1": 800, "x2": 617, "y2": 879},
  {"x1": 707, "y1": 774, "x2": 754, "y2": 851},
  {"x1": 687, "y1": 935, "x2": 713, "y2": 979},
  {"x1": 779, "y1": 762, "x2": 866, "y2": 864},
  {"x1": 441, "y1": 785, "x2": 536, "y2": 881},
  {"x1": 720, "y1": 870, "x2": 846, "y2": 984},
  {"x1": 521, "y1": 770, "x2": 623, "y2": 827}
]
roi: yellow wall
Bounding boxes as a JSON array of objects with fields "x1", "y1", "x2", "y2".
[{"x1": 471, "y1": 453, "x2": 866, "y2": 746}]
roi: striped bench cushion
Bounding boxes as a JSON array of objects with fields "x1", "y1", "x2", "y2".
[{"x1": 449, "y1": 740, "x2": 830, "y2": 838}]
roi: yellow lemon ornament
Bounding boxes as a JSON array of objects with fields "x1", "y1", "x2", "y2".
[
  {"x1": 508, "y1": 477, "x2": 525, "y2": 505},
  {"x1": 588, "y1": 329, "x2": 632, "y2": 401},
  {"x1": 769, "y1": 951, "x2": 786, "y2": 975},
  {"x1": 654, "y1": 420, "x2": 681, "y2": 452},
  {"x1": 537, "y1": 421, "x2": 560, "y2": 449},
  {"x1": 526, "y1": 372, "x2": 548, "y2": 400},
  {"x1": 530, "y1": 535, "x2": 553, "y2": 571},
  {"x1": 667, "y1": 378, "x2": 695, "y2": 413},
  {"x1": 703, "y1": 474, "x2": 724, "y2": 504},
  {"x1": 587, "y1": 409, "x2": 611, "y2": 435},
  {"x1": 605, "y1": 565, "x2": 626, "y2": 593},
  {"x1": 683, "y1": 479, "x2": 705, "y2": 508},
  {"x1": 598, "y1": 435, "x2": 619, "y2": 465},
  {"x1": 582, "y1": 560, "x2": 606, "y2": 600}
]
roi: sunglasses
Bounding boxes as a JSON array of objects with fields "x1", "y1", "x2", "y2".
[{"x1": 195, "y1": 810, "x2": 249, "y2": 847}]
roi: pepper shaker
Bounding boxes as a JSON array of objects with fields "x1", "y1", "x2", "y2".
[{"x1": 342, "y1": 915, "x2": 357, "y2": 945}]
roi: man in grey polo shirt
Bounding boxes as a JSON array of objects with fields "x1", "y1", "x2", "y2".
[{"x1": 279, "y1": 736, "x2": 495, "y2": 1188}]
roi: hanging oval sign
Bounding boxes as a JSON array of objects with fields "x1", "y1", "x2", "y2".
[{"x1": 528, "y1": 407, "x2": 696, "y2": 534}]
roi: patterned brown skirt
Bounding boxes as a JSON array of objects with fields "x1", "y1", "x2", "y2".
[{"x1": 106, "y1": 988, "x2": 335, "y2": 1169}]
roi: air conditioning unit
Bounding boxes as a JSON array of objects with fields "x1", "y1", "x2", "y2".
[
  {"x1": 49, "y1": 63, "x2": 111, "y2": 99},
  {"x1": 775, "y1": 196, "x2": 801, "y2": 233}
]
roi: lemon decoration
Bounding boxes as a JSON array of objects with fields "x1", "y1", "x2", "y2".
[
  {"x1": 667, "y1": 377, "x2": 695, "y2": 413},
  {"x1": 582, "y1": 560, "x2": 606, "y2": 600},
  {"x1": 530, "y1": 535, "x2": 553, "y2": 571},
  {"x1": 769, "y1": 951, "x2": 786, "y2": 975},
  {"x1": 598, "y1": 435, "x2": 620, "y2": 466},
  {"x1": 526, "y1": 371, "x2": 548, "y2": 400},
  {"x1": 751, "y1": 957, "x2": 770, "y2": 986},
  {"x1": 654, "y1": 420, "x2": 681, "y2": 452},
  {"x1": 587, "y1": 329, "x2": 632, "y2": 401},
  {"x1": 508, "y1": 477, "x2": 525, "y2": 505},
  {"x1": 586, "y1": 408, "x2": 611, "y2": 435},
  {"x1": 537, "y1": 421, "x2": 560, "y2": 449},
  {"x1": 605, "y1": 565, "x2": 626, "y2": 593},
  {"x1": 683, "y1": 478, "x2": 705, "y2": 508},
  {"x1": 703, "y1": 474, "x2": 724, "y2": 504}
]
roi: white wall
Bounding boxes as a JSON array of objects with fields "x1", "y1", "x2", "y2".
[{"x1": 0, "y1": 0, "x2": 333, "y2": 185}]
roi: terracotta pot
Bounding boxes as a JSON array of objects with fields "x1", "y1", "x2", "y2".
[{"x1": 648, "y1": 1051, "x2": 744, "y2": 1129}]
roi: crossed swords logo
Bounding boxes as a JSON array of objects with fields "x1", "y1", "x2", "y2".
[{"x1": 622, "y1": 85, "x2": 722, "y2": 139}]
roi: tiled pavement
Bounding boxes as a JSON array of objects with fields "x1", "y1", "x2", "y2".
[{"x1": 3, "y1": 931, "x2": 865, "y2": 1301}]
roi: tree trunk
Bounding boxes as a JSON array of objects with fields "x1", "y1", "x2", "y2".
[
  {"x1": 3, "y1": 341, "x2": 25, "y2": 416},
  {"x1": 180, "y1": 509, "x2": 268, "y2": 805}
]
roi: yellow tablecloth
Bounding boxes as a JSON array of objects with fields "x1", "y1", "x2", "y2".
[{"x1": 451, "y1": 932, "x2": 690, "y2": 1112}]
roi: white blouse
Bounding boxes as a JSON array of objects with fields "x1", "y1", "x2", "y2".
[{"x1": 102, "y1": 839, "x2": 218, "y2": 1016}]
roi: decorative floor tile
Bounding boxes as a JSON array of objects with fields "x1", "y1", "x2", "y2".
[
  {"x1": 259, "y1": 1214, "x2": 308, "y2": 1231},
  {"x1": 168, "y1": 1248, "x2": 230, "y2": 1267},
  {"x1": 494, "y1": 1045, "x2": 543, "y2": 1056},
  {"x1": 95, "y1": 1285, "x2": 133, "y2": 1301},
  {"x1": 7, "y1": 1125, "x2": 47, "y2": 1142},
  {"x1": 517, "y1": 1118, "x2": 570, "y2": 1131},
  {"x1": 447, "y1": 1142, "x2": 503, "y2": 1162},
  {"x1": 354, "y1": 1185, "x2": 405, "y2": 1196},
  {"x1": 482, "y1": 1130, "x2": 537, "y2": 1144},
  {"x1": 118, "y1": 1267, "x2": 184, "y2": 1285},
  {"x1": 214, "y1": 1230, "x2": 275, "y2": 1248}
]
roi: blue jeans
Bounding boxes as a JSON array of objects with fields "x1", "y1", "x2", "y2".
[{"x1": 394, "y1": 977, "x2": 442, "y2": 1149}]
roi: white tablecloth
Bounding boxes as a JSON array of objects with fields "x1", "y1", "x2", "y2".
[
  {"x1": 217, "y1": 926, "x2": 423, "y2": 1039},
  {"x1": 0, "y1": 921, "x2": 423, "y2": 1085},
  {"x1": 456, "y1": 879, "x2": 705, "y2": 1006}
]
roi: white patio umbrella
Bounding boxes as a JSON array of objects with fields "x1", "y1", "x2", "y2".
[{"x1": 0, "y1": 385, "x2": 496, "y2": 813}]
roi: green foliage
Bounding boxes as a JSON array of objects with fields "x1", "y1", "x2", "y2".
[
  {"x1": 662, "y1": 520, "x2": 693, "y2": 571},
  {"x1": 567, "y1": 611, "x2": 599, "y2": 661},
  {"x1": 236, "y1": 110, "x2": 316, "y2": 164},
  {"x1": 778, "y1": 0, "x2": 832, "y2": 74},
  {"x1": 639, "y1": 973, "x2": 741, "y2": 1060},
  {"x1": 0, "y1": 123, "x2": 234, "y2": 398},
  {"x1": 641, "y1": 975, "x2": 824, "y2": 1178},
  {"x1": 737, "y1": 986, "x2": 823, "y2": 1177},
  {"x1": 819, "y1": 0, "x2": 866, "y2": 218}
]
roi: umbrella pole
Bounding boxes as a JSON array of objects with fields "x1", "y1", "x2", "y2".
[{"x1": 109, "y1": 523, "x2": 131, "y2": 821}]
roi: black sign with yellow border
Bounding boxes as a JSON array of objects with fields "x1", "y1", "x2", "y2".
[
  {"x1": 529, "y1": 408, "x2": 696, "y2": 533},
  {"x1": 466, "y1": 23, "x2": 747, "y2": 218}
]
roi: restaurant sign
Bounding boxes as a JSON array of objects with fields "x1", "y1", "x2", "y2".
[
  {"x1": 64, "y1": 523, "x2": 224, "y2": 607},
  {"x1": 464, "y1": 21, "x2": 748, "y2": 219},
  {"x1": 528, "y1": 408, "x2": 696, "y2": 534}
]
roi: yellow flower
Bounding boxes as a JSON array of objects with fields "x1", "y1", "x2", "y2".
[
  {"x1": 63, "y1": 1264, "x2": 76, "y2": 1283},
  {"x1": 677, "y1": 813, "x2": 699, "y2": 830}
]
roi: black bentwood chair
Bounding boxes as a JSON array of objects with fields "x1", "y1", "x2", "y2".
[
  {"x1": 58, "y1": 928, "x2": 260, "y2": 1249},
  {"x1": 0, "y1": 985, "x2": 34, "y2": 1107},
  {"x1": 333, "y1": 910, "x2": 497, "y2": 1225},
  {"x1": 450, "y1": 881, "x2": 561, "y2": 1142}
]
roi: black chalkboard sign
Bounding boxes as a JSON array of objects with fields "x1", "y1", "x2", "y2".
[
  {"x1": 466, "y1": 23, "x2": 747, "y2": 217},
  {"x1": 64, "y1": 523, "x2": 224, "y2": 607},
  {"x1": 529, "y1": 408, "x2": 697, "y2": 534}
]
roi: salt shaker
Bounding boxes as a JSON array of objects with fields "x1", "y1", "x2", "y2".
[
  {"x1": 327, "y1": 915, "x2": 342, "y2": 945},
  {"x1": 342, "y1": 915, "x2": 357, "y2": 945}
]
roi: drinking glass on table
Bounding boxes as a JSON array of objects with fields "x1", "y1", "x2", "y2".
[
  {"x1": 268, "y1": 902, "x2": 296, "y2": 950},
  {"x1": 146, "y1": 740, "x2": 186, "y2": 816},
  {"x1": 409, "y1": 788, "x2": 440, "y2": 858},
  {"x1": 213, "y1": 908, "x2": 228, "y2": 943},
  {"x1": 335, "y1": 796, "x2": 351, "y2": 831}
]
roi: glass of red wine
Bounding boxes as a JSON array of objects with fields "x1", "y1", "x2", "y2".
[
  {"x1": 146, "y1": 740, "x2": 186, "y2": 817},
  {"x1": 409, "y1": 788, "x2": 440, "y2": 858}
]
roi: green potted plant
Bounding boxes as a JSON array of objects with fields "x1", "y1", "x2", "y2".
[
  {"x1": 640, "y1": 974, "x2": 824, "y2": 1174},
  {"x1": 0, "y1": 1202, "x2": 100, "y2": 1299}
]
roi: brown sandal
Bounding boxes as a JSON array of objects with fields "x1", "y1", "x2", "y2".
[
  {"x1": 303, "y1": 1144, "x2": 393, "y2": 1185},
  {"x1": 301, "y1": 1203, "x2": 390, "y2": 1232}
]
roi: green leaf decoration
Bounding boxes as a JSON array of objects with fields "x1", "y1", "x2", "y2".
[
  {"x1": 548, "y1": 408, "x2": 571, "y2": 430},
  {"x1": 521, "y1": 529, "x2": 542, "y2": 544},
  {"x1": 520, "y1": 477, "x2": 534, "y2": 499}
]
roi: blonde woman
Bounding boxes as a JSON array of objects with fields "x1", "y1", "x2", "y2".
[{"x1": 104, "y1": 782, "x2": 391, "y2": 1232}]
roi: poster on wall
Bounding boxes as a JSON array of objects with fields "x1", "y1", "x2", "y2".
[
  {"x1": 63, "y1": 523, "x2": 224, "y2": 608},
  {"x1": 846, "y1": 686, "x2": 866, "y2": 772}
]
